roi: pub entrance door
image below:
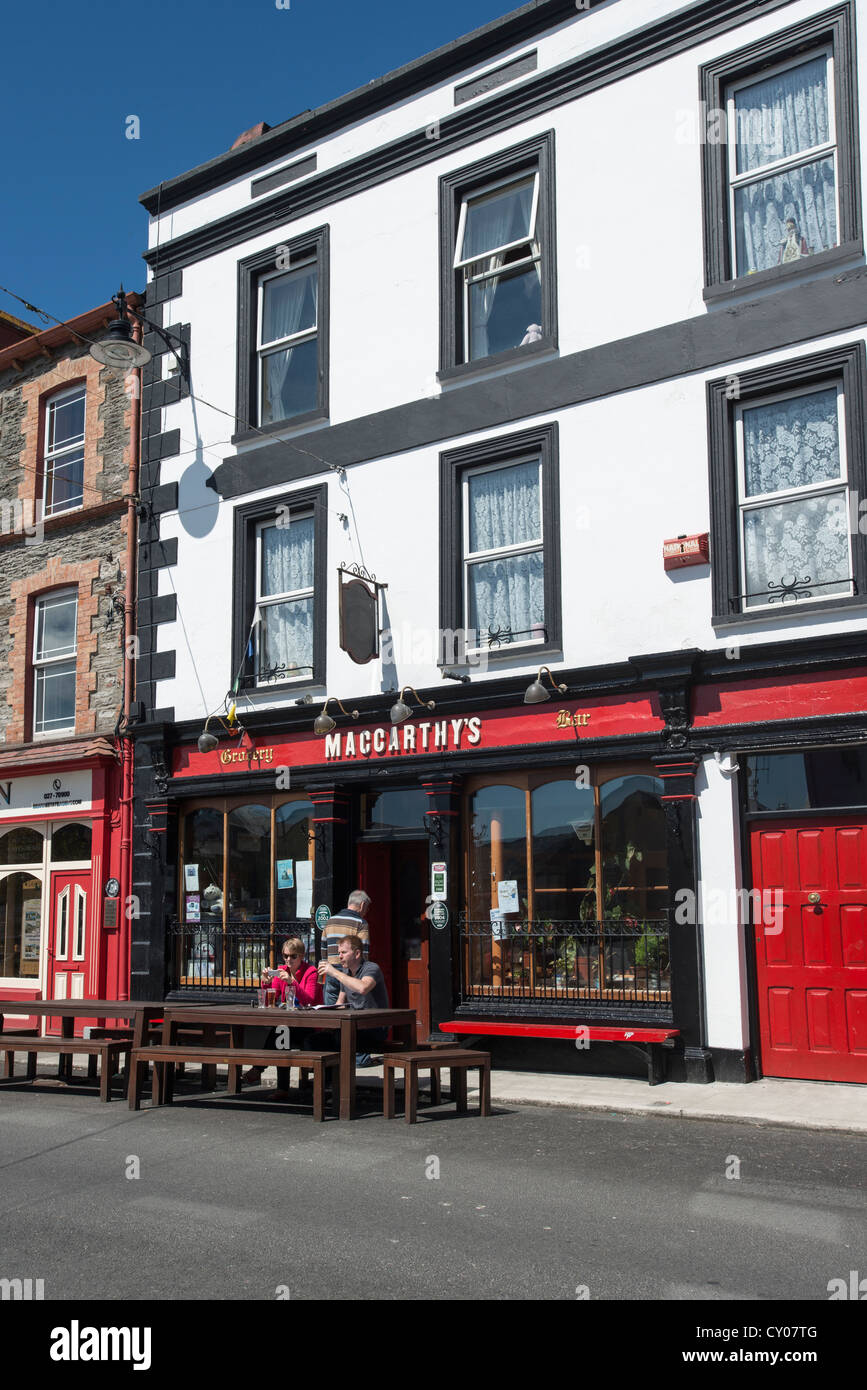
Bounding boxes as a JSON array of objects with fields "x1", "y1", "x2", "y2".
[
  {"x1": 357, "y1": 840, "x2": 431, "y2": 1041},
  {"x1": 751, "y1": 817, "x2": 867, "y2": 1082}
]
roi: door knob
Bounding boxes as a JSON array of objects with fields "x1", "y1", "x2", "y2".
[{"x1": 807, "y1": 892, "x2": 822, "y2": 905}]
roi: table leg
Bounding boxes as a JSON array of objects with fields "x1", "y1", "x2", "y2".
[
  {"x1": 339, "y1": 1019, "x2": 356, "y2": 1121},
  {"x1": 455, "y1": 1068, "x2": 468, "y2": 1114},
  {"x1": 60, "y1": 1016, "x2": 74, "y2": 1081},
  {"x1": 384, "y1": 1063, "x2": 396, "y2": 1120},
  {"x1": 201, "y1": 1024, "x2": 217, "y2": 1091},
  {"x1": 479, "y1": 1062, "x2": 491, "y2": 1117},
  {"x1": 406, "y1": 1060, "x2": 418, "y2": 1125}
]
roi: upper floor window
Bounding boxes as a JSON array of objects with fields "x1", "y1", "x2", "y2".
[
  {"x1": 700, "y1": 5, "x2": 860, "y2": 296},
  {"x1": 235, "y1": 228, "x2": 329, "y2": 442},
  {"x1": 44, "y1": 386, "x2": 85, "y2": 515},
  {"x1": 440, "y1": 423, "x2": 561, "y2": 660},
  {"x1": 232, "y1": 485, "x2": 327, "y2": 690},
  {"x1": 727, "y1": 49, "x2": 838, "y2": 277},
  {"x1": 33, "y1": 589, "x2": 78, "y2": 736},
  {"x1": 258, "y1": 259, "x2": 319, "y2": 426},
  {"x1": 255, "y1": 509, "x2": 315, "y2": 685},
  {"x1": 707, "y1": 343, "x2": 867, "y2": 625},
  {"x1": 439, "y1": 132, "x2": 557, "y2": 377}
]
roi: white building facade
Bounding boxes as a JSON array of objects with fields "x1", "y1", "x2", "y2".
[{"x1": 132, "y1": 0, "x2": 867, "y2": 1084}]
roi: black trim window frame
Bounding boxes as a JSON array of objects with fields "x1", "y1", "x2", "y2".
[
  {"x1": 707, "y1": 342, "x2": 867, "y2": 627},
  {"x1": 232, "y1": 484, "x2": 327, "y2": 693},
  {"x1": 439, "y1": 422, "x2": 561, "y2": 664},
  {"x1": 699, "y1": 3, "x2": 861, "y2": 300},
  {"x1": 438, "y1": 131, "x2": 557, "y2": 379},
  {"x1": 234, "y1": 227, "x2": 329, "y2": 444}
]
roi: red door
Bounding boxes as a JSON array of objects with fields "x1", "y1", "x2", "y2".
[
  {"x1": 48, "y1": 871, "x2": 91, "y2": 1006},
  {"x1": 751, "y1": 819, "x2": 867, "y2": 1082},
  {"x1": 356, "y1": 841, "x2": 431, "y2": 1039}
]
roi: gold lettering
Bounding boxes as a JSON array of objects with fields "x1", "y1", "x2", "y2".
[
  {"x1": 555, "y1": 710, "x2": 571, "y2": 728},
  {"x1": 555, "y1": 710, "x2": 592, "y2": 729},
  {"x1": 220, "y1": 750, "x2": 231, "y2": 766}
]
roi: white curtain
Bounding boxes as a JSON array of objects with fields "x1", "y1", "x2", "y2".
[
  {"x1": 467, "y1": 462, "x2": 543, "y2": 639},
  {"x1": 743, "y1": 389, "x2": 840, "y2": 496},
  {"x1": 733, "y1": 58, "x2": 836, "y2": 273},
  {"x1": 260, "y1": 518, "x2": 314, "y2": 674},
  {"x1": 261, "y1": 266, "x2": 317, "y2": 421},
  {"x1": 465, "y1": 182, "x2": 534, "y2": 359}
]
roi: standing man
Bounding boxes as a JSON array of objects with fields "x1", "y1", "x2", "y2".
[
  {"x1": 318, "y1": 934, "x2": 388, "y2": 1066},
  {"x1": 319, "y1": 890, "x2": 371, "y2": 1005}
]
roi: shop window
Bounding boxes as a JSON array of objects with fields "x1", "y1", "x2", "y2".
[
  {"x1": 440, "y1": 424, "x2": 561, "y2": 660},
  {"x1": 56, "y1": 886, "x2": 69, "y2": 960},
  {"x1": 0, "y1": 872, "x2": 42, "y2": 979},
  {"x1": 232, "y1": 485, "x2": 327, "y2": 691},
  {"x1": 43, "y1": 385, "x2": 85, "y2": 515},
  {"x1": 439, "y1": 131, "x2": 557, "y2": 375},
  {"x1": 708, "y1": 344, "x2": 867, "y2": 624},
  {"x1": 51, "y1": 822, "x2": 92, "y2": 862},
  {"x1": 178, "y1": 798, "x2": 314, "y2": 991},
  {"x1": 745, "y1": 748, "x2": 867, "y2": 811},
  {"x1": 699, "y1": 5, "x2": 860, "y2": 294},
  {"x1": 235, "y1": 227, "x2": 329, "y2": 440},
  {"x1": 0, "y1": 827, "x2": 44, "y2": 865},
  {"x1": 463, "y1": 770, "x2": 669, "y2": 1005},
  {"x1": 33, "y1": 589, "x2": 78, "y2": 737}
]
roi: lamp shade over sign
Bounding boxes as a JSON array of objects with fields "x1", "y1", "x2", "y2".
[{"x1": 339, "y1": 574, "x2": 379, "y2": 665}]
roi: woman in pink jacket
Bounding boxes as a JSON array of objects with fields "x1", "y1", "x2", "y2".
[{"x1": 244, "y1": 937, "x2": 322, "y2": 1086}]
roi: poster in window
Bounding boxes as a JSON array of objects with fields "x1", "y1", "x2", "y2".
[
  {"x1": 185, "y1": 863, "x2": 200, "y2": 892},
  {"x1": 186, "y1": 894, "x2": 201, "y2": 923},
  {"x1": 296, "y1": 859, "x2": 313, "y2": 919},
  {"x1": 22, "y1": 905, "x2": 41, "y2": 976},
  {"x1": 275, "y1": 859, "x2": 295, "y2": 890},
  {"x1": 497, "y1": 880, "x2": 519, "y2": 913}
]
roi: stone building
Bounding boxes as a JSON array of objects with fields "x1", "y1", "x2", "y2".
[{"x1": 0, "y1": 297, "x2": 142, "y2": 1009}]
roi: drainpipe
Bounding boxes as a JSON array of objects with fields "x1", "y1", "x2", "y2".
[{"x1": 117, "y1": 312, "x2": 142, "y2": 1001}]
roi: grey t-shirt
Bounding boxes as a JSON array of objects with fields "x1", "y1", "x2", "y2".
[{"x1": 342, "y1": 960, "x2": 389, "y2": 1011}]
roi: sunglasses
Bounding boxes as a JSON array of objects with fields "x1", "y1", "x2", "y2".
[{"x1": 283, "y1": 952, "x2": 299, "y2": 958}]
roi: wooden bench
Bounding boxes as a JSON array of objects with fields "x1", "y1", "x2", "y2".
[
  {"x1": 383, "y1": 1048, "x2": 491, "y2": 1124},
  {"x1": 440, "y1": 1021, "x2": 680, "y2": 1085},
  {"x1": 87, "y1": 1022, "x2": 230, "y2": 1089},
  {"x1": 128, "y1": 1046, "x2": 340, "y2": 1120},
  {"x1": 0, "y1": 1034, "x2": 131, "y2": 1102}
]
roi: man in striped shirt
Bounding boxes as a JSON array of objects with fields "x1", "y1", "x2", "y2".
[{"x1": 319, "y1": 890, "x2": 370, "y2": 1005}]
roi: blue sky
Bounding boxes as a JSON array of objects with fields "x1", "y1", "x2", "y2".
[{"x1": 1, "y1": 0, "x2": 513, "y2": 326}]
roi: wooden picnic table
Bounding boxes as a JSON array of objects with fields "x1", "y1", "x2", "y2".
[
  {"x1": 0, "y1": 998, "x2": 167, "y2": 1085},
  {"x1": 160, "y1": 1004, "x2": 417, "y2": 1120}
]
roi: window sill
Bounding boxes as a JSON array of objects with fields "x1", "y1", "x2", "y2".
[
  {"x1": 437, "y1": 336, "x2": 557, "y2": 385},
  {"x1": 712, "y1": 592, "x2": 867, "y2": 628},
  {"x1": 440, "y1": 641, "x2": 562, "y2": 671},
  {"x1": 231, "y1": 407, "x2": 329, "y2": 447},
  {"x1": 703, "y1": 241, "x2": 864, "y2": 305}
]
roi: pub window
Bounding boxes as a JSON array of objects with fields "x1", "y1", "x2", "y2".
[
  {"x1": 440, "y1": 424, "x2": 561, "y2": 660},
  {"x1": 232, "y1": 485, "x2": 327, "y2": 692},
  {"x1": 707, "y1": 344, "x2": 867, "y2": 625},
  {"x1": 439, "y1": 130, "x2": 557, "y2": 376},
  {"x1": 51, "y1": 822, "x2": 92, "y2": 862},
  {"x1": 235, "y1": 228, "x2": 329, "y2": 442},
  {"x1": 699, "y1": 5, "x2": 860, "y2": 294},
  {"x1": 178, "y1": 797, "x2": 314, "y2": 991},
  {"x1": 0, "y1": 827, "x2": 44, "y2": 864},
  {"x1": 463, "y1": 769, "x2": 669, "y2": 1006}
]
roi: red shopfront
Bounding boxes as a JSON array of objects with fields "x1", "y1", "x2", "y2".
[{"x1": 0, "y1": 743, "x2": 124, "y2": 1025}]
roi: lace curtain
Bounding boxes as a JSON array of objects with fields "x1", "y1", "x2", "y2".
[
  {"x1": 733, "y1": 56, "x2": 837, "y2": 273},
  {"x1": 259, "y1": 518, "x2": 314, "y2": 673},
  {"x1": 741, "y1": 389, "x2": 848, "y2": 604},
  {"x1": 467, "y1": 461, "x2": 544, "y2": 637}
]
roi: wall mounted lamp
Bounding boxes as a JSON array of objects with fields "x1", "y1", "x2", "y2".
[
  {"x1": 390, "y1": 687, "x2": 436, "y2": 725},
  {"x1": 89, "y1": 286, "x2": 188, "y2": 376},
  {"x1": 523, "y1": 666, "x2": 568, "y2": 705},
  {"x1": 313, "y1": 697, "x2": 359, "y2": 735},
  {"x1": 197, "y1": 702, "x2": 244, "y2": 754}
]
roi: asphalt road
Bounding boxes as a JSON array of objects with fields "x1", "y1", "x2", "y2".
[{"x1": 0, "y1": 1078, "x2": 865, "y2": 1302}]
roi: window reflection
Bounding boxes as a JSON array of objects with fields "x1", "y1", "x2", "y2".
[
  {"x1": 0, "y1": 873, "x2": 42, "y2": 979},
  {"x1": 228, "y1": 804, "x2": 271, "y2": 920},
  {"x1": 51, "y1": 823, "x2": 92, "y2": 862},
  {"x1": 0, "y1": 828, "x2": 43, "y2": 865}
]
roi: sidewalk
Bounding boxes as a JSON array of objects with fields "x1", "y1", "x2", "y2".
[{"x1": 16, "y1": 1052, "x2": 867, "y2": 1134}]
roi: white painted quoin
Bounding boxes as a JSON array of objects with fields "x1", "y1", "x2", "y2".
[{"x1": 135, "y1": 0, "x2": 867, "y2": 1084}]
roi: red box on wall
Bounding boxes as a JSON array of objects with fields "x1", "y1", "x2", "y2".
[{"x1": 663, "y1": 533, "x2": 709, "y2": 570}]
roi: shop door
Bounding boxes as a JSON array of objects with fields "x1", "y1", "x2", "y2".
[
  {"x1": 48, "y1": 871, "x2": 91, "y2": 1008},
  {"x1": 357, "y1": 841, "x2": 431, "y2": 1040},
  {"x1": 751, "y1": 819, "x2": 867, "y2": 1082}
]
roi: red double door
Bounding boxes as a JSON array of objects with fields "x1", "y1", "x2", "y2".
[{"x1": 751, "y1": 818, "x2": 867, "y2": 1082}]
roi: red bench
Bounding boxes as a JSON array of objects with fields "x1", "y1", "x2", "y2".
[{"x1": 440, "y1": 1021, "x2": 679, "y2": 1085}]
